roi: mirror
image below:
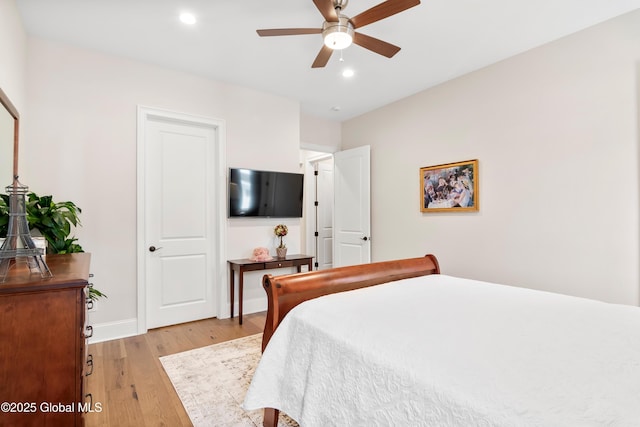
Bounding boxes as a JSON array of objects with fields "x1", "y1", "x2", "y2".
[
  {"x1": 0, "y1": 87, "x2": 51, "y2": 282},
  {"x1": 0, "y1": 87, "x2": 19, "y2": 188}
]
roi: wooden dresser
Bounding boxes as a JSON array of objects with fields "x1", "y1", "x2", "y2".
[{"x1": 0, "y1": 253, "x2": 92, "y2": 427}]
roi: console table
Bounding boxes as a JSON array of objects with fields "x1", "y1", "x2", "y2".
[{"x1": 228, "y1": 254, "x2": 313, "y2": 324}]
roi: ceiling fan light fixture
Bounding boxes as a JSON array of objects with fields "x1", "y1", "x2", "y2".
[{"x1": 323, "y1": 17, "x2": 354, "y2": 50}]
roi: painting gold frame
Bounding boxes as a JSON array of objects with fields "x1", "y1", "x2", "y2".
[{"x1": 420, "y1": 159, "x2": 479, "y2": 213}]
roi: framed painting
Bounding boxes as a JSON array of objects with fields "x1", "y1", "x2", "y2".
[{"x1": 420, "y1": 159, "x2": 478, "y2": 213}]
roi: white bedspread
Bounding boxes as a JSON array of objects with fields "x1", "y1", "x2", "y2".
[{"x1": 243, "y1": 275, "x2": 640, "y2": 426}]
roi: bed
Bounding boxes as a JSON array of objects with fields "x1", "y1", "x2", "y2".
[{"x1": 243, "y1": 255, "x2": 640, "y2": 426}]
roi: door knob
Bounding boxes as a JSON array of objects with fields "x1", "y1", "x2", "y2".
[
  {"x1": 361, "y1": 236, "x2": 370, "y2": 241},
  {"x1": 149, "y1": 246, "x2": 162, "y2": 252}
]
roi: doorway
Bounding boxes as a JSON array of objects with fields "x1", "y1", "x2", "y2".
[
  {"x1": 304, "y1": 152, "x2": 334, "y2": 270},
  {"x1": 303, "y1": 145, "x2": 371, "y2": 269}
]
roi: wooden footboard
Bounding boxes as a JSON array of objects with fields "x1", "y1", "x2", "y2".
[{"x1": 261, "y1": 254, "x2": 440, "y2": 351}]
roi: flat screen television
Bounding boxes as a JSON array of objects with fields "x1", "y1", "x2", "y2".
[{"x1": 228, "y1": 168, "x2": 304, "y2": 218}]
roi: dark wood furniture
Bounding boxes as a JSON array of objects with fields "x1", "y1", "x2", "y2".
[
  {"x1": 0, "y1": 253, "x2": 92, "y2": 427},
  {"x1": 228, "y1": 254, "x2": 313, "y2": 324},
  {"x1": 259, "y1": 254, "x2": 440, "y2": 427}
]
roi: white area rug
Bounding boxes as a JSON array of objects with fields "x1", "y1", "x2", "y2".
[{"x1": 160, "y1": 334, "x2": 298, "y2": 427}]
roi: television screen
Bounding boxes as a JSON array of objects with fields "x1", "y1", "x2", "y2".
[{"x1": 228, "y1": 168, "x2": 304, "y2": 218}]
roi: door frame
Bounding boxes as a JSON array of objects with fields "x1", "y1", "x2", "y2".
[
  {"x1": 304, "y1": 152, "x2": 334, "y2": 269},
  {"x1": 136, "y1": 106, "x2": 227, "y2": 334}
]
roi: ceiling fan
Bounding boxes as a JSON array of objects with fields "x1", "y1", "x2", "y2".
[{"x1": 257, "y1": 0, "x2": 421, "y2": 68}]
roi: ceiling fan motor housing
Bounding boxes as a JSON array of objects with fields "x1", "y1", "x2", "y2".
[
  {"x1": 333, "y1": 0, "x2": 349, "y2": 11},
  {"x1": 322, "y1": 16, "x2": 354, "y2": 49}
]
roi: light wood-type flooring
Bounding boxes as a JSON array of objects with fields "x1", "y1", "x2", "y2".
[{"x1": 85, "y1": 312, "x2": 267, "y2": 427}]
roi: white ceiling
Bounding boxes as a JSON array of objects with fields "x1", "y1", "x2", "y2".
[{"x1": 15, "y1": 0, "x2": 640, "y2": 122}]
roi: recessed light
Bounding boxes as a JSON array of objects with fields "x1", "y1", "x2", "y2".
[
  {"x1": 179, "y1": 12, "x2": 197, "y2": 25},
  {"x1": 342, "y1": 69, "x2": 355, "y2": 78},
  {"x1": 331, "y1": 106, "x2": 341, "y2": 112}
]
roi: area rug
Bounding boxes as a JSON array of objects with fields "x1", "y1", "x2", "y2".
[{"x1": 160, "y1": 334, "x2": 298, "y2": 427}]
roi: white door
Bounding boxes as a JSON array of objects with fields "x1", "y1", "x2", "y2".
[
  {"x1": 333, "y1": 145, "x2": 371, "y2": 267},
  {"x1": 140, "y1": 109, "x2": 221, "y2": 329}
]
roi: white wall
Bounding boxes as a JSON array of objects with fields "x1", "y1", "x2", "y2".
[
  {"x1": 300, "y1": 113, "x2": 341, "y2": 152},
  {"x1": 0, "y1": 0, "x2": 27, "y2": 112},
  {"x1": 23, "y1": 37, "x2": 302, "y2": 341},
  {"x1": 342, "y1": 10, "x2": 640, "y2": 306}
]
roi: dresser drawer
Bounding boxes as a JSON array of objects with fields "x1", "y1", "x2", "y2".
[{"x1": 265, "y1": 260, "x2": 294, "y2": 269}]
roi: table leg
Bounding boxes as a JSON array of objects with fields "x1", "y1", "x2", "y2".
[
  {"x1": 239, "y1": 267, "x2": 244, "y2": 325},
  {"x1": 229, "y1": 265, "x2": 235, "y2": 319},
  {"x1": 296, "y1": 260, "x2": 312, "y2": 273},
  {"x1": 238, "y1": 268, "x2": 244, "y2": 325}
]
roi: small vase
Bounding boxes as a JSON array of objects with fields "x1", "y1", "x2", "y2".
[{"x1": 276, "y1": 247, "x2": 287, "y2": 259}]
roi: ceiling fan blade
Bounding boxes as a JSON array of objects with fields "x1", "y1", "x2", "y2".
[
  {"x1": 313, "y1": 0, "x2": 339, "y2": 22},
  {"x1": 353, "y1": 32, "x2": 401, "y2": 58},
  {"x1": 349, "y1": 0, "x2": 420, "y2": 29},
  {"x1": 312, "y1": 45, "x2": 334, "y2": 68},
  {"x1": 257, "y1": 28, "x2": 322, "y2": 37}
]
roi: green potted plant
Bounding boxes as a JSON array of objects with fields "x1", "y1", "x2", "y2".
[
  {"x1": 0, "y1": 192, "x2": 106, "y2": 301},
  {"x1": 24, "y1": 193, "x2": 84, "y2": 254},
  {"x1": 0, "y1": 194, "x2": 7, "y2": 238}
]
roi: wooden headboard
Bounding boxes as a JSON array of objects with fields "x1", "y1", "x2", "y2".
[{"x1": 261, "y1": 254, "x2": 440, "y2": 351}]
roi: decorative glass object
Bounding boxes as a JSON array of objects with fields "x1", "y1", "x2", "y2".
[{"x1": 0, "y1": 180, "x2": 52, "y2": 282}]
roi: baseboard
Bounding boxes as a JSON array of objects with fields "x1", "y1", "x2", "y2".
[
  {"x1": 220, "y1": 297, "x2": 267, "y2": 320},
  {"x1": 87, "y1": 317, "x2": 138, "y2": 344},
  {"x1": 88, "y1": 299, "x2": 266, "y2": 343}
]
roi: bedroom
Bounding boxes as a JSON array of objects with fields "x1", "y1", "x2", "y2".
[{"x1": 1, "y1": 0, "x2": 639, "y2": 425}]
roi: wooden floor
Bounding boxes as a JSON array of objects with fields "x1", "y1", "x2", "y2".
[{"x1": 85, "y1": 312, "x2": 267, "y2": 427}]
